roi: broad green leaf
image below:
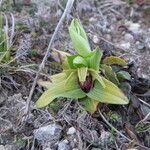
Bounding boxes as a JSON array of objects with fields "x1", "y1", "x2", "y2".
[
  {"x1": 38, "y1": 72, "x2": 69, "y2": 88},
  {"x1": 77, "y1": 67, "x2": 88, "y2": 82},
  {"x1": 87, "y1": 78, "x2": 129, "y2": 104},
  {"x1": 86, "y1": 47, "x2": 103, "y2": 71},
  {"x1": 89, "y1": 69, "x2": 105, "y2": 88},
  {"x1": 69, "y1": 19, "x2": 91, "y2": 57},
  {"x1": 73, "y1": 56, "x2": 88, "y2": 68},
  {"x1": 101, "y1": 64, "x2": 120, "y2": 85},
  {"x1": 103, "y1": 56, "x2": 127, "y2": 66},
  {"x1": 82, "y1": 97, "x2": 99, "y2": 113},
  {"x1": 36, "y1": 73, "x2": 86, "y2": 108},
  {"x1": 117, "y1": 71, "x2": 131, "y2": 81}
]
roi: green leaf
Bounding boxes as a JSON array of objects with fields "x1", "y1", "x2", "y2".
[
  {"x1": 82, "y1": 97, "x2": 99, "y2": 113},
  {"x1": 69, "y1": 19, "x2": 91, "y2": 57},
  {"x1": 73, "y1": 56, "x2": 88, "y2": 68},
  {"x1": 38, "y1": 72, "x2": 69, "y2": 88},
  {"x1": 77, "y1": 67, "x2": 88, "y2": 82},
  {"x1": 50, "y1": 72, "x2": 68, "y2": 83},
  {"x1": 103, "y1": 56, "x2": 127, "y2": 66},
  {"x1": 38, "y1": 80, "x2": 52, "y2": 88},
  {"x1": 116, "y1": 71, "x2": 131, "y2": 81},
  {"x1": 86, "y1": 47, "x2": 103, "y2": 71},
  {"x1": 87, "y1": 77, "x2": 129, "y2": 104},
  {"x1": 36, "y1": 72, "x2": 86, "y2": 108},
  {"x1": 101, "y1": 64, "x2": 120, "y2": 85}
]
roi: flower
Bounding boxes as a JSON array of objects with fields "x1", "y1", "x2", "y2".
[{"x1": 36, "y1": 19, "x2": 129, "y2": 113}]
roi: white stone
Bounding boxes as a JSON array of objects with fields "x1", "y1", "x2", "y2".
[
  {"x1": 124, "y1": 33, "x2": 134, "y2": 42},
  {"x1": 67, "y1": 127, "x2": 76, "y2": 135},
  {"x1": 0, "y1": 145, "x2": 5, "y2": 150},
  {"x1": 58, "y1": 140, "x2": 70, "y2": 150},
  {"x1": 119, "y1": 42, "x2": 131, "y2": 49},
  {"x1": 125, "y1": 21, "x2": 141, "y2": 33}
]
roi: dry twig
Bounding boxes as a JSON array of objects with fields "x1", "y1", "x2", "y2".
[{"x1": 23, "y1": 0, "x2": 75, "y2": 121}]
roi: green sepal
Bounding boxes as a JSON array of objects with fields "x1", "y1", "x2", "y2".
[
  {"x1": 68, "y1": 19, "x2": 91, "y2": 57},
  {"x1": 67, "y1": 55, "x2": 78, "y2": 69},
  {"x1": 86, "y1": 47, "x2": 102, "y2": 71}
]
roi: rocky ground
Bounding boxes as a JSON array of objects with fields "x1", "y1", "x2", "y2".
[{"x1": 0, "y1": 0, "x2": 150, "y2": 150}]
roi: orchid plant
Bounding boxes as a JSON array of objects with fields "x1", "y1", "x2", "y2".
[{"x1": 36, "y1": 19, "x2": 129, "y2": 113}]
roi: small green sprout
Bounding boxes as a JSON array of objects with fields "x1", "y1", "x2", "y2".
[
  {"x1": 0, "y1": 12, "x2": 15, "y2": 63},
  {"x1": 36, "y1": 19, "x2": 129, "y2": 113}
]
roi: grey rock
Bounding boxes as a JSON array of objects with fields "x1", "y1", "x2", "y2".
[
  {"x1": 34, "y1": 124, "x2": 62, "y2": 148},
  {"x1": 58, "y1": 140, "x2": 71, "y2": 150},
  {"x1": 100, "y1": 130, "x2": 111, "y2": 146},
  {"x1": 0, "y1": 145, "x2": 5, "y2": 150},
  {"x1": 124, "y1": 33, "x2": 134, "y2": 42},
  {"x1": 4, "y1": 143, "x2": 25, "y2": 150},
  {"x1": 91, "y1": 148, "x2": 101, "y2": 150},
  {"x1": 135, "y1": 41, "x2": 145, "y2": 50}
]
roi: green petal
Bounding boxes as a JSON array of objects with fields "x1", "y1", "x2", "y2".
[
  {"x1": 86, "y1": 47, "x2": 103, "y2": 71},
  {"x1": 87, "y1": 77, "x2": 129, "y2": 104},
  {"x1": 36, "y1": 72, "x2": 86, "y2": 108},
  {"x1": 73, "y1": 56, "x2": 88, "y2": 68},
  {"x1": 77, "y1": 67, "x2": 88, "y2": 82},
  {"x1": 89, "y1": 69, "x2": 105, "y2": 88},
  {"x1": 103, "y1": 56, "x2": 127, "y2": 66},
  {"x1": 82, "y1": 97, "x2": 99, "y2": 113}
]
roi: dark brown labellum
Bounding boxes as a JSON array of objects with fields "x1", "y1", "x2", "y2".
[{"x1": 79, "y1": 74, "x2": 93, "y2": 93}]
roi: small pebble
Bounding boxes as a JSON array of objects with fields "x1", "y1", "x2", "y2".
[
  {"x1": 124, "y1": 33, "x2": 134, "y2": 42},
  {"x1": 67, "y1": 127, "x2": 76, "y2": 135},
  {"x1": 119, "y1": 42, "x2": 131, "y2": 49},
  {"x1": 135, "y1": 41, "x2": 145, "y2": 50},
  {"x1": 93, "y1": 35, "x2": 100, "y2": 44}
]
